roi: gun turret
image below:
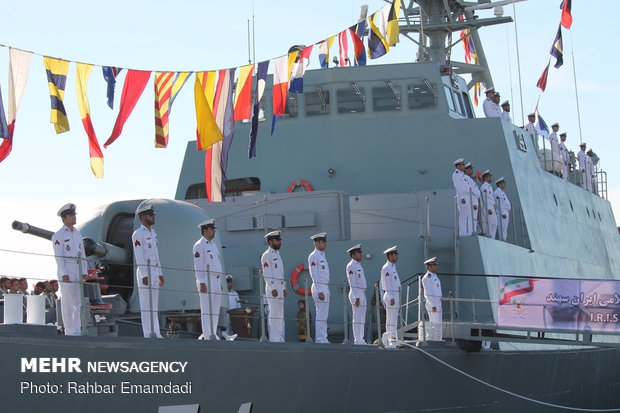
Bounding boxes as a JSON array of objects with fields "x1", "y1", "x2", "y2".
[{"x1": 12, "y1": 220, "x2": 129, "y2": 264}]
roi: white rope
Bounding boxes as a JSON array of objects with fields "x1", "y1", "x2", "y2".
[{"x1": 399, "y1": 341, "x2": 620, "y2": 412}]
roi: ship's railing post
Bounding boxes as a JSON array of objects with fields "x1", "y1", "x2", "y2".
[
  {"x1": 304, "y1": 271, "x2": 312, "y2": 343},
  {"x1": 405, "y1": 284, "x2": 411, "y2": 326},
  {"x1": 448, "y1": 291, "x2": 456, "y2": 346},
  {"x1": 147, "y1": 259, "x2": 156, "y2": 339},
  {"x1": 497, "y1": 196, "x2": 504, "y2": 241},
  {"x1": 374, "y1": 283, "x2": 383, "y2": 348},
  {"x1": 258, "y1": 269, "x2": 267, "y2": 342},
  {"x1": 417, "y1": 274, "x2": 425, "y2": 345},
  {"x1": 468, "y1": 188, "x2": 475, "y2": 236},
  {"x1": 78, "y1": 251, "x2": 86, "y2": 336},
  {"x1": 342, "y1": 280, "x2": 350, "y2": 344},
  {"x1": 206, "y1": 264, "x2": 217, "y2": 341}
]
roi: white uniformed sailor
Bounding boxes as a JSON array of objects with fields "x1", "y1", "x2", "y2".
[
  {"x1": 482, "y1": 88, "x2": 500, "y2": 118},
  {"x1": 261, "y1": 230, "x2": 287, "y2": 342},
  {"x1": 51, "y1": 203, "x2": 86, "y2": 336},
  {"x1": 380, "y1": 246, "x2": 401, "y2": 346},
  {"x1": 577, "y1": 143, "x2": 590, "y2": 191},
  {"x1": 308, "y1": 232, "x2": 330, "y2": 343},
  {"x1": 585, "y1": 149, "x2": 595, "y2": 193},
  {"x1": 493, "y1": 178, "x2": 512, "y2": 241},
  {"x1": 559, "y1": 133, "x2": 569, "y2": 181},
  {"x1": 346, "y1": 244, "x2": 367, "y2": 345},
  {"x1": 525, "y1": 113, "x2": 537, "y2": 138},
  {"x1": 193, "y1": 218, "x2": 223, "y2": 340},
  {"x1": 464, "y1": 162, "x2": 481, "y2": 234},
  {"x1": 132, "y1": 203, "x2": 165, "y2": 339},
  {"x1": 422, "y1": 257, "x2": 443, "y2": 341},
  {"x1": 480, "y1": 170, "x2": 498, "y2": 239},
  {"x1": 500, "y1": 100, "x2": 511, "y2": 123},
  {"x1": 226, "y1": 275, "x2": 241, "y2": 335},
  {"x1": 549, "y1": 123, "x2": 560, "y2": 162},
  {"x1": 452, "y1": 158, "x2": 473, "y2": 236}
]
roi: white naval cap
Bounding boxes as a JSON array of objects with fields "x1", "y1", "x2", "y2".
[
  {"x1": 527, "y1": 113, "x2": 535, "y2": 118},
  {"x1": 495, "y1": 177, "x2": 505, "y2": 185},
  {"x1": 226, "y1": 274, "x2": 233, "y2": 281},
  {"x1": 453, "y1": 158, "x2": 465, "y2": 166},
  {"x1": 137, "y1": 204, "x2": 156, "y2": 216},
  {"x1": 383, "y1": 245, "x2": 398, "y2": 255},
  {"x1": 464, "y1": 162, "x2": 472, "y2": 169},
  {"x1": 347, "y1": 244, "x2": 362, "y2": 254},
  {"x1": 501, "y1": 100, "x2": 510, "y2": 107},
  {"x1": 485, "y1": 87, "x2": 495, "y2": 94},
  {"x1": 311, "y1": 232, "x2": 327, "y2": 241},
  {"x1": 265, "y1": 230, "x2": 281, "y2": 239},
  {"x1": 197, "y1": 218, "x2": 216, "y2": 229},
  {"x1": 481, "y1": 169, "x2": 491, "y2": 178},
  {"x1": 57, "y1": 203, "x2": 76, "y2": 217},
  {"x1": 551, "y1": 122, "x2": 559, "y2": 128},
  {"x1": 424, "y1": 257, "x2": 438, "y2": 265},
  {"x1": 579, "y1": 142, "x2": 586, "y2": 147}
]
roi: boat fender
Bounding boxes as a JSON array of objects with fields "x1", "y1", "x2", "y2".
[
  {"x1": 286, "y1": 179, "x2": 313, "y2": 193},
  {"x1": 290, "y1": 264, "x2": 312, "y2": 296}
]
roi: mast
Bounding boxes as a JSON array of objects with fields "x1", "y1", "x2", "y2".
[{"x1": 399, "y1": 0, "x2": 513, "y2": 91}]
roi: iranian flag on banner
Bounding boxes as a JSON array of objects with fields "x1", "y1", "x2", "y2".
[{"x1": 499, "y1": 278, "x2": 536, "y2": 304}]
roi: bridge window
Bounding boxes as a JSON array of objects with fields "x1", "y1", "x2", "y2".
[
  {"x1": 305, "y1": 87, "x2": 330, "y2": 116},
  {"x1": 373, "y1": 82, "x2": 401, "y2": 111},
  {"x1": 283, "y1": 93, "x2": 298, "y2": 118},
  {"x1": 407, "y1": 81, "x2": 437, "y2": 109},
  {"x1": 337, "y1": 83, "x2": 366, "y2": 113}
]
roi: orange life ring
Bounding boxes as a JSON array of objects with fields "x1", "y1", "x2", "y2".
[
  {"x1": 290, "y1": 264, "x2": 312, "y2": 296},
  {"x1": 286, "y1": 179, "x2": 313, "y2": 193}
]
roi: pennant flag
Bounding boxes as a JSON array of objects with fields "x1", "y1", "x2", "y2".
[
  {"x1": 194, "y1": 71, "x2": 223, "y2": 151},
  {"x1": 205, "y1": 68, "x2": 235, "y2": 202},
  {"x1": 233, "y1": 64, "x2": 254, "y2": 121},
  {"x1": 0, "y1": 48, "x2": 32, "y2": 163},
  {"x1": 76, "y1": 63, "x2": 104, "y2": 178},
  {"x1": 560, "y1": 0, "x2": 572, "y2": 29},
  {"x1": 154, "y1": 72, "x2": 173, "y2": 148},
  {"x1": 103, "y1": 70, "x2": 151, "y2": 148},
  {"x1": 170, "y1": 72, "x2": 192, "y2": 111},
  {"x1": 0, "y1": 86, "x2": 9, "y2": 139},
  {"x1": 536, "y1": 62, "x2": 550, "y2": 92},
  {"x1": 368, "y1": 5, "x2": 391, "y2": 59},
  {"x1": 43, "y1": 57, "x2": 70, "y2": 134},
  {"x1": 338, "y1": 30, "x2": 349, "y2": 67},
  {"x1": 473, "y1": 82, "x2": 480, "y2": 107},
  {"x1": 386, "y1": 0, "x2": 401, "y2": 47},
  {"x1": 550, "y1": 24, "x2": 563, "y2": 69},
  {"x1": 249, "y1": 60, "x2": 269, "y2": 159},
  {"x1": 272, "y1": 55, "x2": 294, "y2": 116},
  {"x1": 102, "y1": 67, "x2": 122, "y2": 109},
  {"x1": 317, "y1": 36, "x2": 336, "y2": 68},
  {"x1": 349, "y1": 27, "x2": 366, "y2": 66},
  {"x1": 289, "y1": 45, "x2": 313, "y2": 93}
]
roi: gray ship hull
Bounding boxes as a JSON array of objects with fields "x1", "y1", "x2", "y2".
[{"x1": 5, "y1": 324, "x2": 619, "y2": 413}]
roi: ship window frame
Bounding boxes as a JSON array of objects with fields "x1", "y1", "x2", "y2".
[
  {"x1": 372, "y1": 82, "x2": 401, "y2": 112},
  {"x1": 337, "y1": 83, "x2": 366, "y2": 114},
  {"x1": 305, "y1": 86, "x2": 330, "y2": 116},
  {"x1": 444, "y1": 85, "x2": 456, "y2": 113},
  {"x1": 407, "y1": 80, "x2": 438, "y2": 110},
  {"x1": 282, "y1": 92, "x2": 298, "y2": 118}
]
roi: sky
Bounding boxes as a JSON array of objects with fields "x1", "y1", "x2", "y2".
[{"x1": 0, "y1": 0, "x2": 616, "y2": 285}]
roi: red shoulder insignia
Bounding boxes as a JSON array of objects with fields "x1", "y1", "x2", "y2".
[
  {"x1": 194, "y1": 251, "x2": 200, "y2": 258},
  {"x1": 349, "y1": 270, "x2": 353, "y2": 274},
  {"x1": 263, "y1": 262, "x2": 269, "y2": 268},
  {"x1": 54, "y1": 240, "x2": 60, "y2": 245},
  {"x1": 134, "y1": 240, "x2": 141, "y2": 247},
  {"x1": 311, "y1": 261, "x2": 316, "y2": 266}
]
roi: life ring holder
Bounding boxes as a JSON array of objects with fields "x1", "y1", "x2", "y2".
[
  {"x1": 290, "y1": 264, "x2": 312, "y2": 296},
  {"x1": 286, "y1": 179, "x2": 313, "y2": 193}
]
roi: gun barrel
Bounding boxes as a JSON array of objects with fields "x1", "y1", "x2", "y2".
[{"x1": 11, "y1": 221, "x2": 54, "y2": 240}]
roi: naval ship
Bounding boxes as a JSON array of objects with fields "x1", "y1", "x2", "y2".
[{"x1": 4, "y1": 1, "x2": 620, "y2": 412}]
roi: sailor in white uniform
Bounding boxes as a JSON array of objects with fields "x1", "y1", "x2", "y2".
[
  {"x1": 52, "y1": 203, "x2": 86, "y2": 336},
  {"x1": 345, "y1": 244, "x2": 367, "y2": 345},
  {"x1": 225, "y1": 275, "x2": 241, "y2": 335},
  {"x1": 261, "y1": 230, "x2": 287, "y2": 342},
  {"x1": 549, "y1": 123, "x2": 560, "y2": 166},
  {"x1": 577, "y1": 143, "x2": 590, "y2": 191},
  {"x1": 464, "y1": 162, "x2": 481, "y2": 234},
  {"x1": 308, "y1": 232, "x2": 330, "y2": 343},
  {"x1": 559, "y1": 132, "x2": 569, "y2": 181},
  {"x1": 482, "y1": 88, "x2": 500, "y2": 118},
  {"x1": 132, "y1": 204, "x2": 165, "y2": 339},
  {"x1": 480, "y1": 170, "x2": 498, "y2": 239},
  {"x1": 380, "y1": 246, "x2": 401, "y2": 346},
  {"x1": 452, "y1": 158, "x2": 472, "y2": 236},
  {"x1": 525, "y1": 113, "x2": 537, "y2": 138},
  {"x1": 494, "y1": 178, "x2": 512, "y2": 241},
  {"x1": 500, "y1": 100, "x2": 511, "y2": 123},
  {"x1": 422, "y1": 257, "x2": 443, "y2": 341},
  {"x1": 586, "y1": 149, "x2": 595, "y2": 193},
  {"x1": 193, "y1": 218, "x2": 223, "y2": 340}
]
